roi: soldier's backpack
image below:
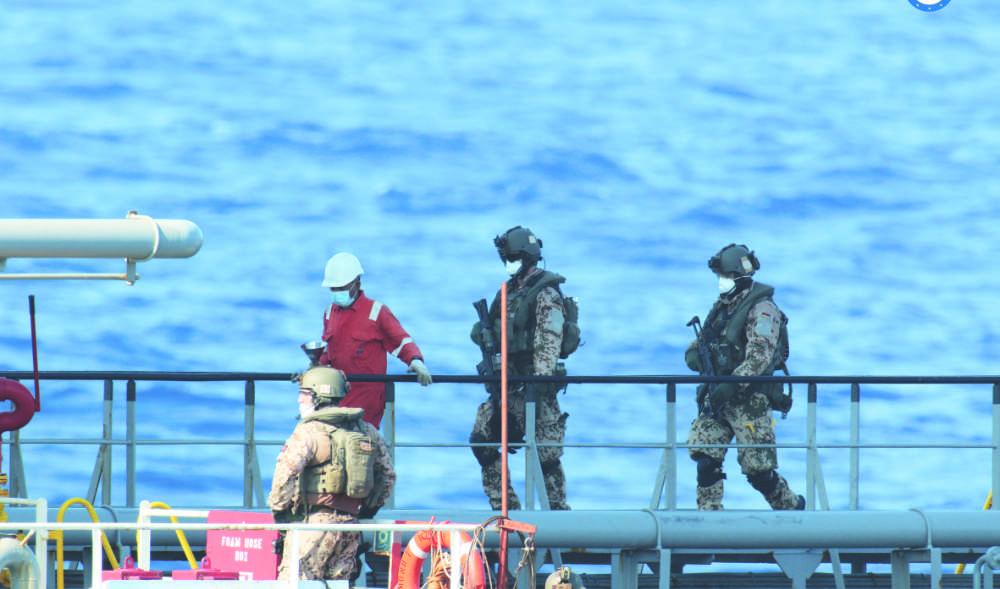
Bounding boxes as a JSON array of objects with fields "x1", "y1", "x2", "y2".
[
  {"x1": 305, "y1": 423, "x2": 377, "y2": 499},
  {"x1": 558, "y1": 292, "x2": 581, "y2": 359}
]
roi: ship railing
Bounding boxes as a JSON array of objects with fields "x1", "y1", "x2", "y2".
[
  {"x1": 1, "y1": 371, "x2": 999, "y2": 513},
  {"x1": 0, "y1": 509, "x2": 491, "y2": 589}
]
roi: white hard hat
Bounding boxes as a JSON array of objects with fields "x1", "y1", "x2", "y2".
[{"x1": 322, "y1": 253, "x2": 364, "y2": 288}]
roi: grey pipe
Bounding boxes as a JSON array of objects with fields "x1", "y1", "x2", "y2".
[
  {"x1": 0, "y1": 217, "x2": 202, "y2": 260},
  {"x1": 9, "y1": 507, "x2": 1000, "y2": 552}
]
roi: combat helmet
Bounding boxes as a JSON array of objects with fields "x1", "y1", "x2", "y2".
[
  {"x1": 708, "y1": 243, "x2": 759, "y2": 277},
  {"x1": 299, "y1": 366, "x2": 350, "y2": 407},
  {"x1": 322, "y1": 253, "x2": 364, "y2": 288},
  {"x1": 494, "y1": 226, "x2": 543, "y2": 265},
  {"x1": 544, "y1": 567, "x2": 586, "y2": 589}
]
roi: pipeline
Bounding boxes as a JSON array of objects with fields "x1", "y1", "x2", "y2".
[
  {"x1": 0, "y1": 213, "x2": 202, "y2": 283},
  {"x1": 12, "y1": 507, "x2": 1000, "y2": 552},
  {"x1": 0, "y1": 537, "x2": 40, "y2": 589},
  {"x1": 0, "y1": 215, "x2": 202, "y2": 260}
]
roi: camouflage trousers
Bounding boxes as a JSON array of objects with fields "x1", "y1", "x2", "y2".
[
  {"x1": 277, "y1": 509, "x2": 360, "y2": 581},
  {"x1": 470, "y1": 387, "x2": 569, "y2": 510},
  {"x1": 687, "y1": 391, "x2": 800, "y2": 510}
]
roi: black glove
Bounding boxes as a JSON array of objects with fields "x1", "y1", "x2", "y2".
[
  {"x1": 272, "y1": 509, "x2": 296, "y2": 524},
  {"x1": 358, "y1": 504, "x2": 379, "y2": 520},
  {"x1": 273, "y1": 532, "x2": 286, "y2": 556},
  {"x1": 685, "y1": 344, "x2": 701, "y2": 372}
]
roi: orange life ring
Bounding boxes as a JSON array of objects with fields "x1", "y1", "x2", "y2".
[{"x1": 396, "y1": 529, "x2": 486, "y2": 589}]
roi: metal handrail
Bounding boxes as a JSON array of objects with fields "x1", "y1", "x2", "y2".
[{"x1": 2, "y1": 371, "x2": 999, "y2": 512}]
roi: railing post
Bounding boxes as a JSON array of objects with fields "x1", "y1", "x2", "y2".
[
  {"x1": 993, "y1": 382, "x2": 1000, "y2": 511},
  {"x1": 850, "y1": 382, "x2": 860, "y2": 510},
  {"x1": 127, "y1": 379, "x2": 137, "y2": 508},
  {"x1": 650, "y1": 382, "x2": 673, "y2": 510},
  {"x1": 244, "y1": 379, "x2": 255, "y2": 508},
  {"x1": 657, "y1": 382, "x2": 677, "y2": 511},
  {"x1": 525, "y1": 385, "x2": 539, "y2": 510},
  {"x1": 806, "y1": 382, "x2": 817, "y2": 510},
  {"x1": 666, "y1": 382, "x2": 676, "y2": 511},
  {"x1": 88, "y1": 380, "x2": 114, "y2": 505},
  {"x1": 385, "y1": 382, "x2": 395, "y2": 509},
  {"x1": 103, "y1": 379, "x2": 113, "y2": 506}
]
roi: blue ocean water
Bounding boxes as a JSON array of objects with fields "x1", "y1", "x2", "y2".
[{"x1": 1, "y1": 0, "x2": 1000, "y2": 515}]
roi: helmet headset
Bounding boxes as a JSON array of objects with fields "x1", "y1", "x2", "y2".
[
  {"x1": 708, "y1": 243, "x2": 759, "y2": 296},
  {"x1": 708, "y1": 243, "x2": 759, "y2": 277},
  {"x1": 495, "y1": 226, "x2": 543, "y2": 266}
]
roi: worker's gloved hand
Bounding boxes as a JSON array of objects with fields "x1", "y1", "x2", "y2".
[
  {"x1": 408, "y1": 358, "x2": 433, "y2": 386},
  {"x1": 708, "y1": 382, "x2": 738, "y2": 408},
  {"x1": 358, "y1": 504, "x2": 380, "y2": 520},
  {"x1": 685, "y1": 343, "x2": 701, "y2": 372}
]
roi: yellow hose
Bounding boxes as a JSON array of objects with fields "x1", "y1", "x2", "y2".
[
  {"x1": 54, "y1": 498, "x2": 120, "y2": 589},
  {"x1": 136, "y1": 501, "x2": 199, "y2": 569},
  {"x1": 956, "y1": 490, "x2": 992, "y2": 574}
]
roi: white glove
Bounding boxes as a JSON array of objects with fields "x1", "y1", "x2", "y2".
[{"x1": 407, "y1": 358, "x2": 433, "y2": 386}]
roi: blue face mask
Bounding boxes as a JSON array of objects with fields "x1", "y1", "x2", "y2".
[{"x1": 330, "y1": 290, "x2": 355, "y2": 307}]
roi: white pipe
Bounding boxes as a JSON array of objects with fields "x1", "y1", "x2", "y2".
[
  {"x1": 0, "y1": 537, "x2": 41, "y2": 589},
  {"x1": 0, "y1": 214, "x2": 202, "y2": 260}
]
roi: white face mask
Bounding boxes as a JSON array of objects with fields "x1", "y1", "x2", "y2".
[
  {"x1": 297, "y1": 393, "x2": 315, "y2": 419},
  {"x1": 330, "y1": 289, "x2": 355, "y2": 307},
  {"x1": 505, "y1": 259, "x2": 523, "y2": 276},
  {"x1": 718, "y1": 276, "x2": 737, "y2": 294}
]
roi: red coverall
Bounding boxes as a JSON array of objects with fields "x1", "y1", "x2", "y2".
[{"x1": 318, "y1": 291, "x2": 423, "y2": 428}]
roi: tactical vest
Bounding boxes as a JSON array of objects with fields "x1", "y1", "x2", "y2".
[
  {"x1": 301, "y1": 407, "x2": 377, "y2": 500},
  {"x1": 703, "y1": 282, "x2": 790, "y2": 409},
  {"x1": 488, "y1": 270, "x2": 580, "y2": 361}
]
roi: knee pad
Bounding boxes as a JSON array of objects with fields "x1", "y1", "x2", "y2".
[
  {"x1": 469, "y1": 432, "x2": 500, "y2": 467},
  {"x1": 695, "y1": 455, "x2": 725, "y2": 488},
  {"x1": 747, "y1": 469, "x2": 779, "y2": 496},
  {"x1": 540, "y1": 458, "x2": 562, "y2": 476}
]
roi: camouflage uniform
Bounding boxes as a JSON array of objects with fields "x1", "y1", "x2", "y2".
[
  {"x1": 686, "y1": 285, "x2": 801, "y2": 511},
  {"x1": 470, "y1": 267, "x2": 570, "y2": 510},
  {"x1": 268, "y1": 407, "x2": 396, "y2": 580}
]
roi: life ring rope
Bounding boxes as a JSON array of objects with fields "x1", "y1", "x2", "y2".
[{"x1": 396, "y1": 527, "x2": 487, "y2": 589}]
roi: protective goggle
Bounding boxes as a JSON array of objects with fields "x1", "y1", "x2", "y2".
[{"x1": 494, "y1": 232, "x2": 518, "y2": 263}]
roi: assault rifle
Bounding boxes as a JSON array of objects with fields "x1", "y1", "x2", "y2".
[
  {"x1": 473, "y1": 299, "x2": 501, "y2": 403},
  {"x1": 687, "y1": 316, "x2": 721, "y2": 420}
]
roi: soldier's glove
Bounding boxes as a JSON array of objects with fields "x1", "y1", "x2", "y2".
[
  {"x1": 358, "y1": 504, "x2": 380, "y2": 520},
  {"x1": 407, "y1": 358, "x2": 433, "y2": 386},
  {"x1": 272, "y1": 509, "x2": 296, "y2": 524},
  {"x1": 708, "y1": 382, "x2": 737, "y2": 409},
  {"x1": 685, "y1": 343, "x2": 701, "y2": 372},
  {"x1": 695, "y1": 383, "x2": 709, "y2": 408},
  {"x1": 470, "y1": 321, "x2": 484, "y2": 346},
  {"x1": 289, "y1": 371, "x2": 304, "y2": 383},
  {"x1": 273, "y1": 532, "x2": 285, "y2": 556}
]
